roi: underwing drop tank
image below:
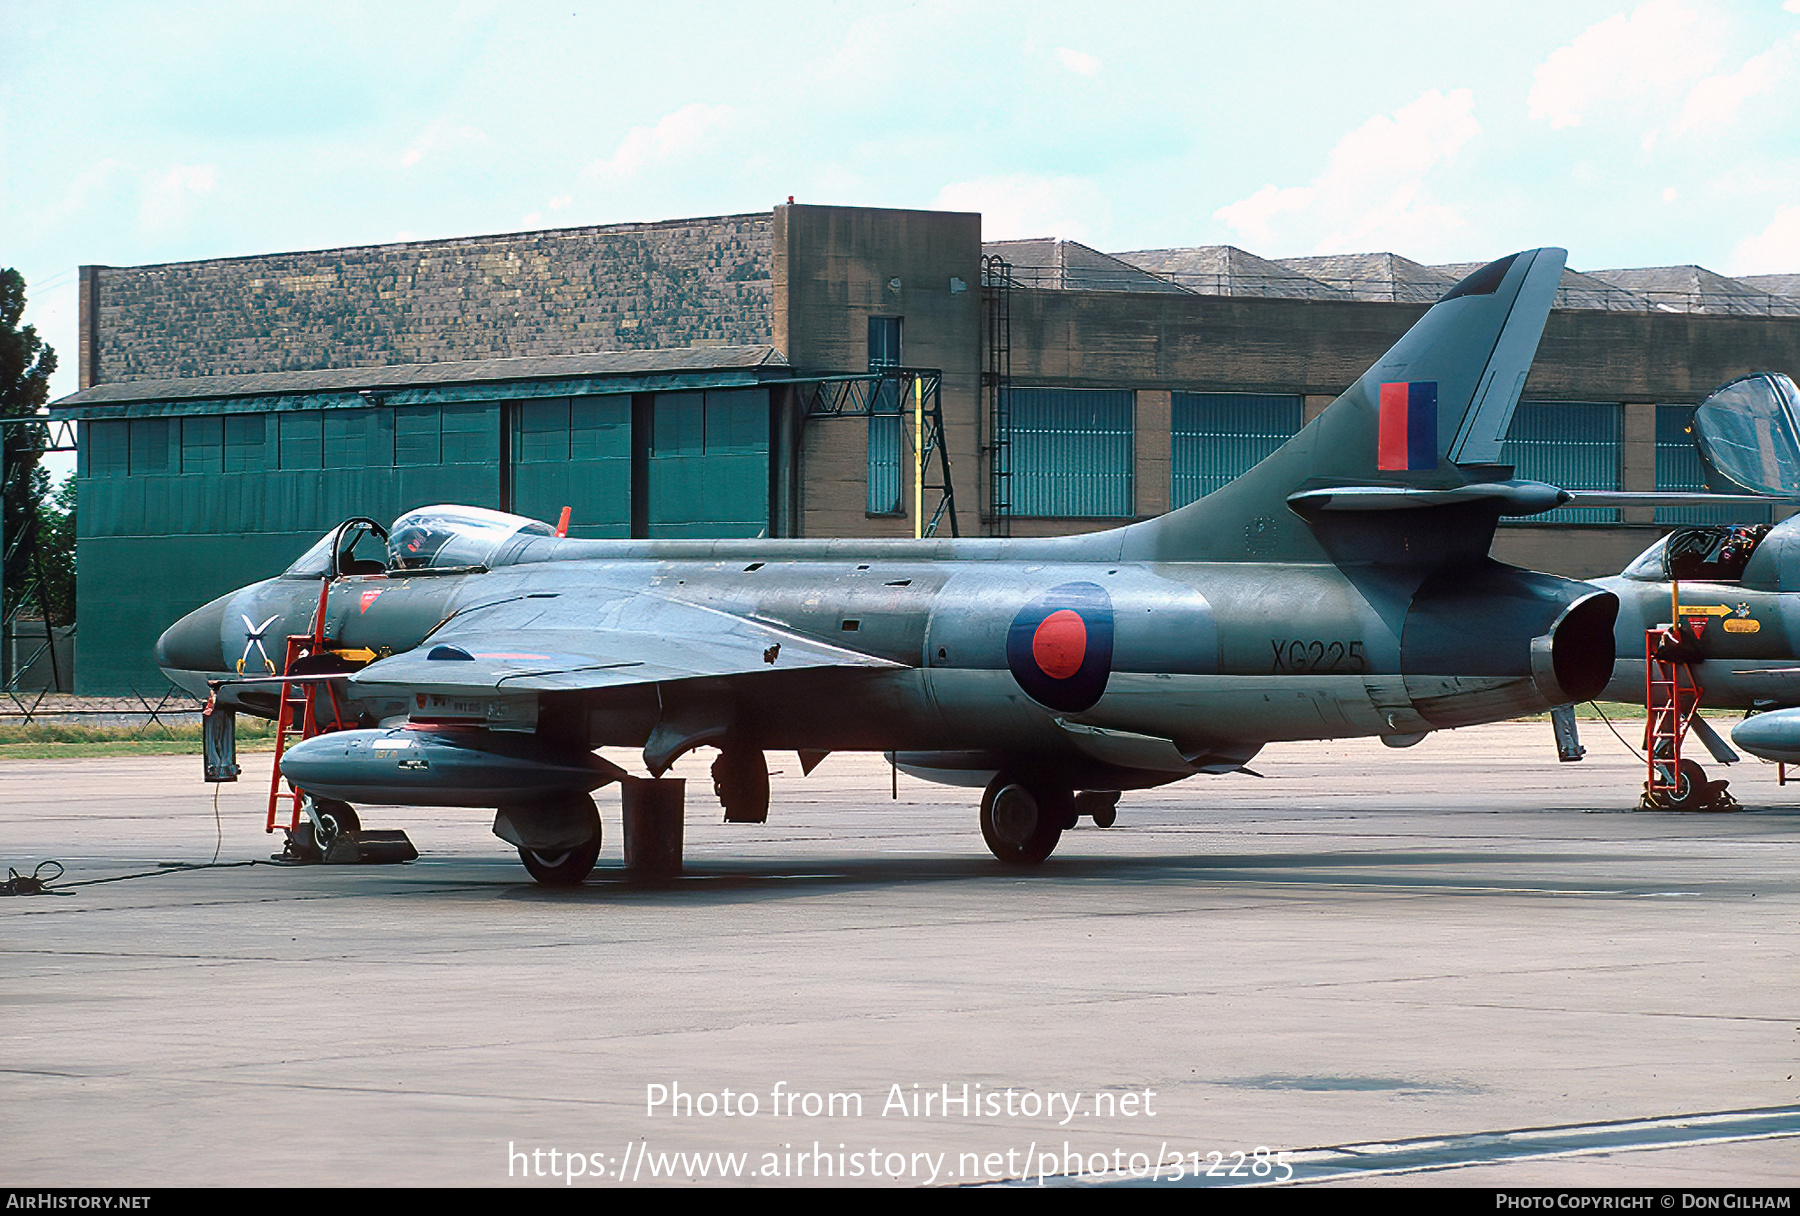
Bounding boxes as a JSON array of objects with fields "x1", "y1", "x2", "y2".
[{"x1": 278, "y1": 726, "x2": 623, "y2": 808}]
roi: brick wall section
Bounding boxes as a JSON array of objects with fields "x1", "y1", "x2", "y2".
[{"x1": 85, "y1": 214, "x2": 774, "y2": 382}]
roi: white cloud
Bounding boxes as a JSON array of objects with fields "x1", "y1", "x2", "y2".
[
  {"x1": 1672, "y1": 32, "x2": 1800, "y2": 133},
  {"x1": 1212, "y1": 184, "x2": 1316, "y2": 249},
  {"x1": 1213, "y1": 89, "x2": 1480, "y2": 255},
  {"x1": 933, "y1": 174, "x2": 1111, "y2": 243},
  {"x1": 400, "y1": 119, "x2": 490, "y2": 168},
  {"x1": 138, "y1": 163, "x2": 217, "y2": 230},
  {"x1": 582, "y1": 104, "x2": 734, "y2": 181},
  {"x1": 1055, "y1": 47, "x2": 1100, "y2": 77},
  {"x1": 1730, "y1": 204, "x2": 1800, "y2": 273},
  {"x1": 1528, "y1": 0, "x2": 1723, "y2": 129}
]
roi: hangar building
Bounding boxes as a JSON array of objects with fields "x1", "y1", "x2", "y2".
[{"x1": 49, "y1": 204, "x2": 1800, "y2": 692}]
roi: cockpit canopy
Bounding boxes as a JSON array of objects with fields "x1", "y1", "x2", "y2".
[
  {"x1": 1621, "y1": 524, "x2": 1771, "y2": 583},
  {"x1": 282, "y1": 506, "x2": 556, "y2": 578}
]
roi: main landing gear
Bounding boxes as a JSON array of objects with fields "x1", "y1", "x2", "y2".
[
  {"x1": 508, "y1": 791, "x2": 603, "y2": 886},
  {"x1": 979, "y1": 774, "x2": 1120, "y2": 864},
  {"x1": 712, "y1": 747, "x2": 770, "y2": 823}
]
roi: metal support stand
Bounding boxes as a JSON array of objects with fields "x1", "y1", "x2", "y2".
[{"x1": 621, "y1": 777, "x2": 685, "y2": 875}]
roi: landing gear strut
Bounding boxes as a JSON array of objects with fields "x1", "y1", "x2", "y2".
[
  {"x1": 980, "y1": 772, "x2": 1071, "y2": 864},
  {"x1": 289, "y1": 796, "x2": 361, "y2": 861}
]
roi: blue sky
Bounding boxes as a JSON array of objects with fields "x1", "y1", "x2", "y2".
[{"x1": 6, "y1": 0, "x2": 1800, "y2": 406}]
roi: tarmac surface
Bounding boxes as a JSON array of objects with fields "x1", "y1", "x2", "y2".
[{"x1": 3, "y1": 722, "x2": 1797, "y2": 1188}]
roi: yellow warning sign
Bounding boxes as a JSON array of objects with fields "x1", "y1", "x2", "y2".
[
  {"x1": 1675, "y1": 604, "x2": 1733, "y2": 616},
  {"x1": 1722, "y1": 618, "x2": 1761, "y2": 633}
]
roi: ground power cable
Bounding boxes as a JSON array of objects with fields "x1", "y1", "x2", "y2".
[
  {"x1": 4, "y1": 784, "x2": 267, "y2": 896},
  {"x1": 1586, "y1": 700, "x2": 1648, "y2": 762}
]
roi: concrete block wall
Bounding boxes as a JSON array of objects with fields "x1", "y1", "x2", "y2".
[
  {"x1": 80, "y1": 215, "x2": 774, "y2": 385},
  {"x1": 776, "y1": 204, "x2": 983, "y2": 539}
]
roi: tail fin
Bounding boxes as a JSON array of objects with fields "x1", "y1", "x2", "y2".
[{"x1": 1121, "y1": 247, "x2": 1566, "y2": 563}]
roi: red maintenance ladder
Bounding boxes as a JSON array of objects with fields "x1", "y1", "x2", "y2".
[
  {"x1": 265, "y1": 580, "x2": 351, "y2": 835},
  {"x1": 1643, "y1": 622, "x2": 1703, "y2": 805}
]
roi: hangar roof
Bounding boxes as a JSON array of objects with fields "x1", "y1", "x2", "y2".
[
  {"x1": 983, "y1": 236, "x2": 1800, "y2": 316},
  {"x1": 52, "y1": 346, "x2": 791, "y2": 419},
  {"x1": 984, "y1": 239, "x2": 1190, "y2": 293},
  {"x1": 1110, "y1": 246, "x2": 1351, "y2": 299},
  {"x1": 1274, "y1": 253, "x2": 1456, "y2": 304},
  {"x1": 1586, "y1": 265, "x2": 1800, "y2": 316}
]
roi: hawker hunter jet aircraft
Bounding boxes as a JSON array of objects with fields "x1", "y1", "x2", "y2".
[{"x1": 160, "y1": 247, "x2": 1631, "y2": 884}]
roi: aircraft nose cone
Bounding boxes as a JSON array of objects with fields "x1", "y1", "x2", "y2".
[{"x1": 155, "y1": 594, "x2": 229, "y2": 677}]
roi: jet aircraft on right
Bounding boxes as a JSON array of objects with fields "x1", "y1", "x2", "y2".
[{"x1": 1583, "y1": 373, "x2": 1800, "y2": 803}]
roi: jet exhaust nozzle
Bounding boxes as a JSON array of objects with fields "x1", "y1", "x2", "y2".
[
  {"x1": 1401, "y1": 567, "x2": 1618, "y2": 727},
  {"x1": 1530, "y1": 590, "x2": 1620, "y2": 706}
]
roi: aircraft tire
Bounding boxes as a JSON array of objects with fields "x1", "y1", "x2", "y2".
[
  {"x1": 293, "y1": 796, "x2": 360, "y2": 861},
  {"x1": 1656, "y1": 759, "x2": 1709, "y2": 811},
  {"x1": 713, "y1": 748, "x2": 770, "y2": 823},
  {"x1": 516, "y1": 793, "x2": 601, "y2": 886},
  {"x1": 980, "y1": 773, "x2": 1067, "y2": 865}
]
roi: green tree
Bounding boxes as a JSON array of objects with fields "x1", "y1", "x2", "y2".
[
  {"x1": 35, "y1": 473, "x2": 76, "y2": 626},
  {"x1": 1, "y1": 268, "x2": 60, "y2": 629}
]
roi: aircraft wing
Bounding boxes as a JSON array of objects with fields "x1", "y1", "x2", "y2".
[{"x1": 349, "y1": 586, "x2": 902, "y2": 697}]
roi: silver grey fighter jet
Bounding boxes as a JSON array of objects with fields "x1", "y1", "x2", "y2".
[{"x1": 157, "y1": 247, "x2": 1630, "y2": 884}]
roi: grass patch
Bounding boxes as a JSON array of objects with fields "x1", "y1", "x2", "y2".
[{"x1": 0, "y1": 718, "x2": 278, "y2": 759}]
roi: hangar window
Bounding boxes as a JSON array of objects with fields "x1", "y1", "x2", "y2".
[
  {"x1": 1654, "y1": 404, "x2": 1771, "y2": 526},
  {"x1": 324, "y1": 408, "x2": 392, "y2": 468},
  {"x1": 515, "y1": 398, "x2": 572, "y2": 462},
  {"x1": 653, "y1": 393, "x2": 706, "y2": 456},
  {"x1": 82, "y1": 420, "x2": 130, "y2": 478},
  {"x1": 395, "y1": 406, "x2": 441, "y2": 466},
  {"x1": 223, "y1": 415, "x2": 266, "y2": 472},
  {"x1": 129, "y1": 418, "x2": 172, "y2": 474},
  {"x1": 867, "y1": 403, "x2": 904, "y2": 515},
  {"x1": 570, "y1": 396, "x2": 629, "y2": 460},
  {"x1": 1171, "y1": 392, "x2": 1302, "y2": 507},
  {"x1": 867, "y1": 317, "x2": 905, "y2": 515},
  {"x1": 278, "y1": 411, "x2": 322, "y2": 469},
  {"x1": 440, "y1": 404, "x2": 494, "y2": 464},
  {"x1": 1499, "y1": 402, "x2": 1620, "y2": 524},
  {"x1": 1008, "y1": 388, "x2": 1134, "y2": 517},
  {"x1": 180, "y1": 417, "x2": 223, "y2": 474}
]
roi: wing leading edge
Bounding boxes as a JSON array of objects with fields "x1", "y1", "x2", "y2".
[{"x1": 349, "y1": 586, "x2": 902, "y2": 698}]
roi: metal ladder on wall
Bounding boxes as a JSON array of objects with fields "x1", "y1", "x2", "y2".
[{"x1": 264, "y1": 581, "x2": 346, "y2": 835}]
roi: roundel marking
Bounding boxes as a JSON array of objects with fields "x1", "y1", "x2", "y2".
[
  {"x1": 1032, "y1": 610, "x2": 1087, "y2": 680},
  {"x1": 1006, "y1": 582, "x2": 1114, "y2": 712}
]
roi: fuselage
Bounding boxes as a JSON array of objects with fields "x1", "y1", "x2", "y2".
[{"x1": 160, "y1": 524, "x2": 1613, "y2": 786}]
